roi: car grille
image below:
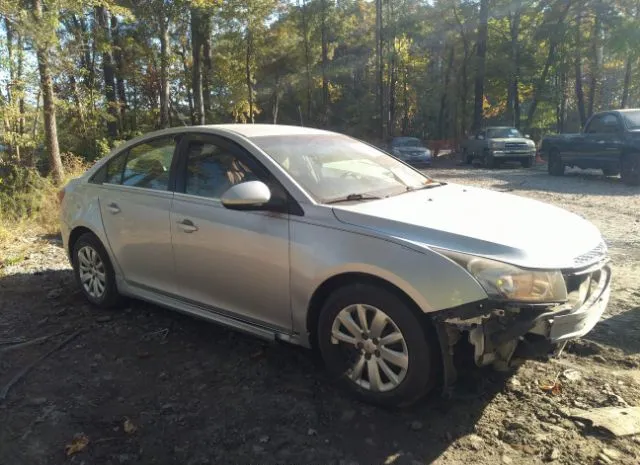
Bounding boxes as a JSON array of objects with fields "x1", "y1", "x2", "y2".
[
  {"x1": 573, "y1": 242, "x2": 607, "y2": 268},
  {"x1": 504, "y1": 142, "x2": 529, "y2": 152}
]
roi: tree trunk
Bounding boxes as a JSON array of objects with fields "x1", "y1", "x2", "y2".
[
  {"x1": 472, "y1": 0, "x2": 489, "y2": 132},
  {"x1": 33, "y1": 0, "x2": 63, "y2": 183},
  {"x1": 178, "y1": 46, "x2": 194, "y2": 124},
  {"x1": 190, "y1": 8, "x2": 205, "y2": 125},
  {"x1": 300, "y1": 0, "x2": 312, "y2": 123},
  {"x1": 246, "y1": 29, "x2": 254, "y2": 124},
  {"x1": 587, "y1": 5, "x2": 602, "y2": 118},
  {"x1": 507, "y1": 1, "x2": 521, "y2": 128},
  {"x1": 321, "y1": 0, "x2": 329, "y2": 126},
  {"x1": 526, "y1": 0, "x2": 570, "y2": 128},
  {"x1": 111, "y1": 16, "x2": 127, "y2": 133},
  {"x1": 159, "y1": 17, "x2": 171, "y2": 128},
  {"x1": 376, "y1": 0, "x2": 384, "y2": 139},
  {"x1": 95, "y1": 6, "x2": 118, "y2": 138},
  {"x1": 621, "y1": 57, "x2": 632, "y2": 108},
  {"x1": 70, "y1": 75, "x2": 86, "y2": 132},
  {"x1": 575, "y1": 11, "x2": 587, "y2": 127},
  {"x1": 438, "y1": 45, "x2": 454, "y2": 139},
  {"x1": 202, "y1": 14, "x2": 213, "y2": 119},
  {"x1": 5, "y1": 18, "x2": 17, "y2": 160}
]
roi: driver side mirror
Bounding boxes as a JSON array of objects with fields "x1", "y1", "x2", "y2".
[
  {"x1": 525, "y1": 134, "x2": 531, "y2": 139},
  {"x1": 476, "y1": 134, "x2": 485, "y2": 140},
  {"x1": 220, "y1": 181, "x2": 271, "y2": 211}
]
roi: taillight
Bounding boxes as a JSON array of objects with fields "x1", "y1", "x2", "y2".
[{"x1": 57, "y1": 188, "x2": 66, "y2": 204}]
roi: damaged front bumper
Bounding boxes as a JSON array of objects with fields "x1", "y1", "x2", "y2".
[{"x1": 434, "y1": 263, "x2": 611, "y2": 387}]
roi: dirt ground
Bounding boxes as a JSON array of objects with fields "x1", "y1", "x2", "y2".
[{"x1": 1, "y1": 158, "x2": 640, "y2": 465}]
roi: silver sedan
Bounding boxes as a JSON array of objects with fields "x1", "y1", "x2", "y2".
[{"x1": 59, "y1": 125, "x2": 611, "y2": 406}]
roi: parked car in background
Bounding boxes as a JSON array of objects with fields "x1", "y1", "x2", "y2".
[
  {"x1": 60, "y1": 124, "x2": 611, "y2": 407},
  {"x1": 540, "y1": 109, "x2": 640, "y2": 186},
  {"x1": 460, "y1": 127, "x2": 536, "y2": 168},
  {"x1": 389, "y1": 136, "x2": 432, "y2": 166}
]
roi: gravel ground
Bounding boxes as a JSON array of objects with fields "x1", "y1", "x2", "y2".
[{"x1": 1, "y1": 159, "x2": 640, "y2": 465}]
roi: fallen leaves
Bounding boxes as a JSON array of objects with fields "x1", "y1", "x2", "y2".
[
  {"x1": 123, "y1": 417, "x2": 138, "y2": 435},
  {"x1": 539, "y1": 372, "x2": 562, "y2": 395},
  {"x1": 65, "y1": 433, "x2": 89, "y2": 456}
]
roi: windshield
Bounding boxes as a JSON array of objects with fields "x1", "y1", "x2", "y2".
[
  {"x1": 392, "y1": 137, "x2": 422, "y2": 147},
  {"x1": 253, "y1": 134, "x2": 432, "y2": 203},
  {"x1": 621, "y1": 111, "x2": 640, "y2": 130},
  {"x1": 487, "y1": 128, "x2": 523, "y2": 138}
]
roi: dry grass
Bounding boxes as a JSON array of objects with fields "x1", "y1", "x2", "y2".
[{"x1": 0, "y1": 154, "x2": 89, "y2": 256}]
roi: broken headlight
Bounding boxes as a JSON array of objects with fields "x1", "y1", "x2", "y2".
[{"x1": 442, "y1": 251, "x2": 567, "y2": 303}]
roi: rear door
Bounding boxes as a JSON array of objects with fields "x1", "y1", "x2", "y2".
[
  {"x1": 169, "y1": 133, "x2": 292, "y2": 331},
  {"x1": 96, "y1": 134, "x2": 181, "y2": 294}
]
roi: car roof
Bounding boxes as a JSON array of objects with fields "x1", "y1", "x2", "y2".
[{"x1": 202, "y1": 123, "x2": 333, "y2": 138}]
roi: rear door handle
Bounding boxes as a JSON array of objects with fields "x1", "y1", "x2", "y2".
[
  {"x1": 177, "y1": 219, "x2": 198, "y2": 233},
  {"x1": 107, "y1": 202, "x2": 121, "y2": 214}
]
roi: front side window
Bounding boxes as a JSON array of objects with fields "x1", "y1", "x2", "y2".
[
  {"x1": 253, "y1": 134, "x2": 431, "y2": 203},
  {"x1": 392, "y1": 137, "x2": 422, "y2": 147},
  {"x1": 119, "y1": 137, "x2": 176, "y2": 190},
  {"x1": 184, "y1": 141, "x2": 259, "y2": 199}
]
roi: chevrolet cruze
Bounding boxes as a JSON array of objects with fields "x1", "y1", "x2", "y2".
[{"x1": 60, "y1": 125, "x2": 611, "y2": 406}]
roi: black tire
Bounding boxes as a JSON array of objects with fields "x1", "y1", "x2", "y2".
[
  {"x1": 521, "y1": 157, "x2": 533, "y2": 168},
  {"x1": 72, "y1": 232, "x2": 122, "y2": 309},
  {"x1": 317, "y1": 283, "x2": 437, "y2": 408},
  {"x1": 548, "y1": 150, "x2": 565, "y2": 176},
  {"x1": 621, "y1": 153, "x2": 640, "y2": 186},
  {"x1": 602, "y1": 167, "x2": 619, "y2": 177},
  {"x1": 484, "y1": 150, "x2": 498, "y2": 169},
  {"x1": 462, "y1": 149, "x2": 473, "y2": 165}
]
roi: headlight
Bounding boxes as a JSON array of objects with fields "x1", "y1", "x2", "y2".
[
  {"x1": 527, "y1": 141, "x2": 535, "y2": 148},
  {"x1": 490, "y1": 141, "x2": 505, "y2": 150},
  {"x1": 440, "y1": 251, "x2": 567, "y2": 303}
]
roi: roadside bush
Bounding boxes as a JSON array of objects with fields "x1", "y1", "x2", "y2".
[{"x1": 0, "y1": 154, "x2": 89, "y2": 240}]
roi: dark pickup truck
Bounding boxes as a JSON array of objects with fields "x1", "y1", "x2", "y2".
[{"x1": 540, "y1": 109, "x2": 640, "y2": 185}]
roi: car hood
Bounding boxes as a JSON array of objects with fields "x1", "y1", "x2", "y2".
[
  {"x1": 331, "y1": 183, "x2": 604, "y2": 270},
  {"x1": 491, "y1": 138, "x2": 532, "y2": 144}
]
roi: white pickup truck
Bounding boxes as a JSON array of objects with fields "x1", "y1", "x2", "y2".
[{"x1": 460, "y1": 126, "x2": 536, "y2": 168}]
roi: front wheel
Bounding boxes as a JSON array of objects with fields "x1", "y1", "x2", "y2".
[
  {"x1": 548, "y1": 150, "x2": 565, "y2": 176},
  {"x1": 317, "y1": 283, "x2": 436, "y2": 407},
  {"x1": 484, "y1": 151, "x2": 498, "y2": 169},
  {"x1": 621, "y1": 154, "x2": 640, "y2": 186},
  {"x1": 521, "y1": 157, "x2": 533, "y2": 168},
  {"x1": 72, "y1": 232, "x2": 122, "y2": 309}
]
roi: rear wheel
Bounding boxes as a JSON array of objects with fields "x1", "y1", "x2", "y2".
[
  {"x1": 621, "y1": 153, "x2": 640, "y2": 186},
  {"x1": 548, "y1": 150, "x2": 565, "y2": 176},
  {"x1": 72, "y1": 232, "x2": 122, "y2": 309},
  {"x1": 462, "y1": 148, "x2": 473, "y2": 165},
  {"x1": 317, "y1": 283, "x2": 436, "y2": 407}
]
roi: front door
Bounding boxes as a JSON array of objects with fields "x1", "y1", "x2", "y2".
[
  {"x1": 170, "y1": 134, "x2": 291, "y2": 331},
  {"x1": 98, "y1": 135, "x2": 180, "y2": 294}
]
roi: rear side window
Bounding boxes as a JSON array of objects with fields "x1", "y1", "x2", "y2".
[{"x1": 120, "y1": 137, "x2": 176, "y2": 190}]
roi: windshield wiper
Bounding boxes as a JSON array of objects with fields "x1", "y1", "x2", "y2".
[
  {"x1": 405, "y1": 181, "x2": 447, "y2": 192},
  {"x1": 325, "y1": 193, "x2": 383, "y2": 204}
]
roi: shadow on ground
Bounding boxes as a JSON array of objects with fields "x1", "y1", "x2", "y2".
[
  {"x1": 585, "y1": 306, "x2": 640, "y2": 355},
  {"x1": 0, "y1": 269, "x2": 508, "y2": 465}
]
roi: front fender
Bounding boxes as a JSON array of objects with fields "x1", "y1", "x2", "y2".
[{"x1": 290, "y1": 219, "x2": 488, "y2": 342}]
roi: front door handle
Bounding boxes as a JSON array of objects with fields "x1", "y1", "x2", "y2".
[
  {"x1": 107, "y1": 202, "x2": 121, "y2": 214},
  {"x1": 177, "y1": 219, "x2": 198, "y2": 233}
]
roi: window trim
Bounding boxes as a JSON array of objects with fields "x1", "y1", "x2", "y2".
[
  {"x1": 175, "y1": 132, "x2": 303, "y2": 216},
  {"x1": 89, "y1": 134, "x2": 183, "y2": 191}
]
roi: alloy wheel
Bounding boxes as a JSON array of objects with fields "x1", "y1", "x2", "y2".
[
  {"x1": 77, "y1": 245, "x2": 107, "y2": 299},
  {"x1": 331, "y1": 304, "x2": 409, "y2": 392}
]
